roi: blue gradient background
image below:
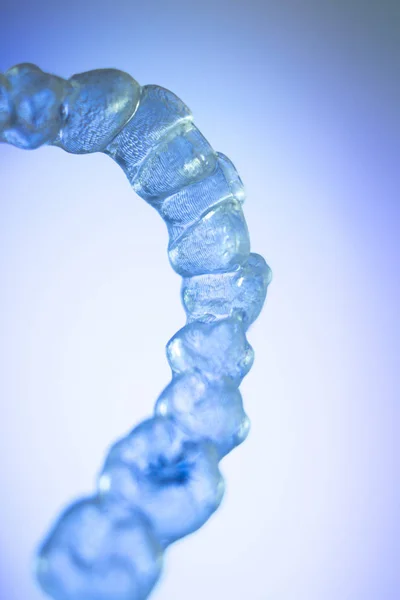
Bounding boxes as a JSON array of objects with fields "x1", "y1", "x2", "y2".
[{"x1": 0, "y1": 1, "x2": 398, "y2": 599}]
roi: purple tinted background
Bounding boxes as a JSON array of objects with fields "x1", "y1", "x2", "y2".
[{"x1": 0, "y1": 1, "x2": 398, "y2": 599}]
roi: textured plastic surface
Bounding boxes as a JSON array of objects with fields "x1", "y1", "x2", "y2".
[
  {"x1": 55, "y1": 69, "x2": 141, "y2": 154},
  {"x1": 182, "y1": 253, "x2": 272, "y2": 329}
]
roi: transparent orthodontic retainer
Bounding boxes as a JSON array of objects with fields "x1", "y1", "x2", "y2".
[{"x1": 0, "y1": 63, "x2": 272, "y2": 600}]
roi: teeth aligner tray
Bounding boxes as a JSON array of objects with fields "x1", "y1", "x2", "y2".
[{"x1": 0, "y1": 64, "x2": 272, "y2": 600}]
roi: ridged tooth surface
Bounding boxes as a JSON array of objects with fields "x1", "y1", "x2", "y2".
[
  {"x1": 160, "y1": 153, "x2": 245, "y2": 244},
  {"x1": 54, "y1": 69, "x2": 141, "y2": 154},
  {"x1": 105, "y1": 85, "x2": 193, "y2": 178},
  {"x1": 131, "y1": 123, "x2": 217, "y2": 201},
  {"x1": 182, "y1": 253, "x2": 272, "y2": 329},
  {"x1": 166, "y1": 318, "x2": 254, "y2": 385},
  {"x1": 168, "y1": 198, "x2": 250, "y2": 277}
]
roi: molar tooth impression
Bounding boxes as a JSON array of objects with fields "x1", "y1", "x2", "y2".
[
  {"x1": 131, "y1": 124, "x2": 217, "y2": 201},
  {"x1": 55, "y1": 69, "x2": 141, "y2": 154},
  {"x1": 182, "y1": 252, "x2": 272, "y2": 329},
  {"x1": 155, "y1": 371, "x2": 250, "y2": 458},
  {"x1": 98, "y1": 417, "x2": 224, "y2": 545},
  {"x1": 168, "y1": 198, "x2": 251, "y2": 276},
  {"x1": 1, "y1": 63, "x2": 272, "y2": 600},
  {"x1": 166, "y1": 317, "x2": 254, "y2": 385},
  {"x1": 36, "y1": 496, "x2": 163, "y2": 600},
  {"x1": 1, "y1": 63, "x2": 70, "y2": 149},
  {"x1": 105, "y1": 85, "x2": 192, "y2": 177}
]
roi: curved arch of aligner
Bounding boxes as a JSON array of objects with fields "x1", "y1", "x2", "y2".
[{"x1": 0, "y1": 64, "x2": 272, "y2": 600}]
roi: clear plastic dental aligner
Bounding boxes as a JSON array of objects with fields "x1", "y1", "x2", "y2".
[{"x1": 0, "y1": 63, "x2": 272, "y2": 600}]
